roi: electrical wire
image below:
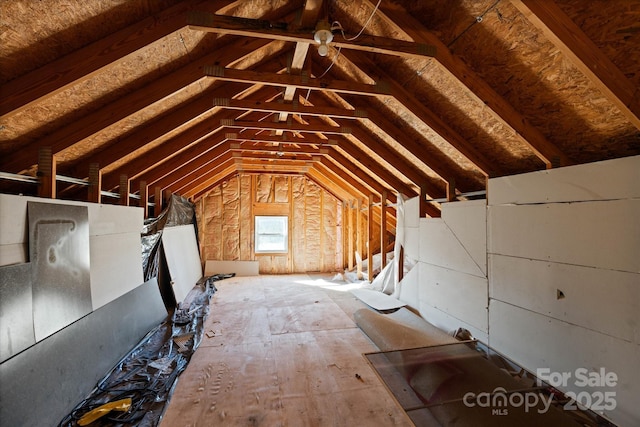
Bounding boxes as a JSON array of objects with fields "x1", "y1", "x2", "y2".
[{"x1": 335, "y1": 0, "x2": 382, "y2": 41}]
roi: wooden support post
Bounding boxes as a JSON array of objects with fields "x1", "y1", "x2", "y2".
[
  {"x1": 356, "y1": 198, "x2": 363, "y2": 280},
  {"x1": 380, "y1": 191, "x2": 387, "y2": 269},
  {"x1": 154, "y1": 186, "x2": 163, "y2": 217},
  {"x1": 119, "y1": 174, "x2": 129, "y2": 206},
  {"x1": 139, "y1": 181, "x2": 148, "y2": 218},
  {"x1": 446, "y1": 178, "x2": 456, "y2": 202},
  {"x1": 419, "y1": 183, "x2": 428, "y2": 218},
  {"x1": 37, "y1": 147, "x2": 56, "y2": 199},
  {"x1": 87, "y1": 163, "x2": 101, "y2": 203},
  {"x1": 368, "y1": 194, "x2": 374, "y2": 281},
  {"x1": 348, "y1": 200, "x2": 354, "y2": 271}
]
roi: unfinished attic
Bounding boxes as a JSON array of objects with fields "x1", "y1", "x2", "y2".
[{"x1": 1, "y1": 0, "x2": 639, "y2": 426}]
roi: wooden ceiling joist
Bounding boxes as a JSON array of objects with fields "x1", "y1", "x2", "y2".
[
  {"x1": 225, "y1": 132, "x2": 337, "y2": 146},
  {"x1": 212, "y1": 98, "x2": 367, "y2": 119},
  {"x1": 230, "y1": 142, "x2": 328, "y2": 155},
  {"x1": 222, "y1": 119, "x2": 351, "y2": 135},
  {"x1": 188, "y1": 11, "x2": 436, "y2": 59},
  {"x1": 509, "y1": 0, "x2": 640, "y2": 130},
  {"x1": 205, "y1": 66, "x2": 392, "y2": 97}
]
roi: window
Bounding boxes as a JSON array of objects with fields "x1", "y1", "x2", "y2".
[{"x1": 255, "y1": 216, "x2": 288, "y2": 253}]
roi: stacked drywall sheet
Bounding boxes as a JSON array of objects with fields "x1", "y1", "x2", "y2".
[
  {"x1": 204, "y1": 260, "x2": 259, "y2": 276},
  {"x1": 0, "y1": 194, "x2": 144, "y2": 310},
  {"x1": 488, "y1": 155, "x2": 640, "y2": 427},
  {"x1": 398, "y1": 198, "x2": 489, "y2": 341},
  {"x1": 162, "y1": 224, "x2": 202, "y2": 304}
]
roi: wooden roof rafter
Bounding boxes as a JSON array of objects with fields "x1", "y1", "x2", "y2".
[
  {"x1": 0, "y1": 0, "x2": 219, "y2": 119},
  {"x1": 1, "y1": 36, "x2": 276, "y2": 174},
  {"x1": 509, "y1": 0, "x2": 640, "y2": 129},
  {"x1": 376, "y1": 1, "x2": 572, "y2": 168}
]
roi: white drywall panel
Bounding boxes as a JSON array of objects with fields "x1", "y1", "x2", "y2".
[
  {"x1": 0, "y1": 194, "x2": 70, "y2": 246},
  {"x1": 441, "y1": 200, "x2": 487, "y2": 275},
  {"x1": 350, "y1": 288, "x2": 406, "y2": 310},
  {"x1": 418, "y1": 262, "x2": 488, "y2": 333},
  {"x1": 489, "y1": 300, "x2": 640, "y2": 427},
  {"x1": 403, "y1": 224, "x2": 420, "y2": 261},
  {"x1": 90, "y1": 232, "x2": 145, "y2": 310},
  {"x1": 490, "y1": 254, "x2": 639, "y2": 343},
  {"x1": 205, "y1": 260, "x2": 259, "y2": 276},
  {"x1": 403, "y1": 195, "x2": 420, "y2": 228},
  {"x1": 489, "y1": 155, "x2": 640, "y2": 205},
  {"x1": 162, "y1": 224, "x2": 203, "y2": 304},
  {"x1": 488, "y1": 199, "x2": 640, "y2": 273},
  {"x1": 419, "y1": 218, "x2": 485, "y2": 278},
  {"x1": 87, "y1": 203, "x2": 143, "y2": 236},
  {"x1": 418, "y1": 303, "x2": 489, "y2": 343},
  {"x1": 0, "y1": 243, "x2": 26, "y2": 266},
  {"x1": 395, "y1": 263, "x2": 419, "y2": 311}
]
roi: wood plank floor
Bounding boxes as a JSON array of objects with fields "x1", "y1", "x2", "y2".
[{"x1": 160, "y1": 274, "x2": 413, "y2": 427}]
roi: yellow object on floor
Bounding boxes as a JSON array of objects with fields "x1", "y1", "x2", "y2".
[{"x1": 78, "y1": 398, "x2": 132, "y2": 426}]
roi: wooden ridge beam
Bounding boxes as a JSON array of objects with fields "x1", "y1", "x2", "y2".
[
  {"x1": 0, "y1": 0, "x2": 213, "y2": 119},
  {"x1": 378, "y1": 3, "x2": 571, "y2": 168},
  {"x1": 510, "y1": 0, "x2": 640, "y2": 130},
  {"x1": 213, "y1": 97, "x2": 367, "y2": 119},
  {"x1": 205, "y1": 66, "x2": 392, "y2": 97},
  {"x1": 1, "y1": 36, "x2": 272, "y2": 174},
  {"x1": 188, "y1": 11, "x2": 436, "y2": 59}
]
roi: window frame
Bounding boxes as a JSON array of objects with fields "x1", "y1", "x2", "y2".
[{"x1": 254, "y1": 215, "x2": 289, "y2": 254}]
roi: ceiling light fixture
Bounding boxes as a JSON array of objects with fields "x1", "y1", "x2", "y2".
[{"x1": 313, "y1": 20, "x2": 333, "y2": 57}]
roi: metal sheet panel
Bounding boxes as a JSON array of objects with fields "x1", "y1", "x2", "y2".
[
  {"x1": 0, "y1": 278, "x2": 167, "y2": 427},
  {"x1": 27, "y1": 202, "x2": 92, "y2": 341},
  {"x1": 0, "y1": 262, "x2": 34, "y2": 362}
]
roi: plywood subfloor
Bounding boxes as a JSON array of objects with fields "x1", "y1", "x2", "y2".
[{"x1": 160, "y1": 274, "x2": 412, "y2": 427}]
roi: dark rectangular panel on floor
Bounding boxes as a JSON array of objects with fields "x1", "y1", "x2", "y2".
[{"x1": 0, "y1": 278, "x2": 167, "y2": 427}]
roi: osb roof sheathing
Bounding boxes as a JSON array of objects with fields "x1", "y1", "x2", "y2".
[{"x1": 1, "y1": 0, "x2": 639, "y2": 217}]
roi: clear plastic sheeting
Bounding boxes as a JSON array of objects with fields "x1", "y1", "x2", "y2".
[
  {"x1": 142, "y1": 194, "x2": 195, "y2": 236},
  {"x1": 141, "y1": 233, "x2": 162, "y2": 282},
  {"x1": 141, "y1": 195, "x2": 196, "y2": 283},
  {"x1": 59, "y1": 274, "x2": 232, "y2": 427}
]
